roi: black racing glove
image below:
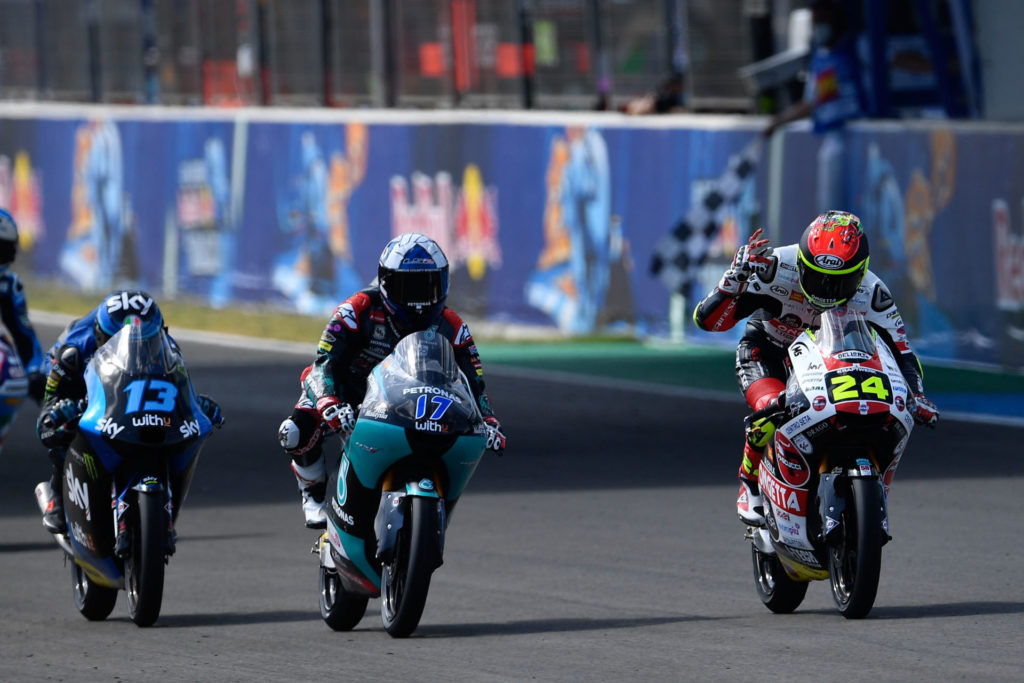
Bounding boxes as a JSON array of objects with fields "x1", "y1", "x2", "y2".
[
  {"x1": 197, "y1": 394, "x2": 225, "y2": 428},
  {"x1": 37, "y1": 398, "x2": 85, "y2": 448}
]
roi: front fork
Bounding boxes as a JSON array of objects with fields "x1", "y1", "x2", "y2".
[
  {"x1": 373, "y1": 478, "x2": 446, "y2": 570},
  {"x1": 817, "y1": 457, "x2": 890, "y2": 546},
  {"x1": 113, "y1": 474, "x2": 174, "y2": 559}
]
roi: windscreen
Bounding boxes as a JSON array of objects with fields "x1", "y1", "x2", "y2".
[
  {"x1": 361, "y1": 329, "x2": 479, "y2": 428},
  {"x1": 817, "y1": 307, "x2": 877, "y2": 358},
  {"x1": 81, "y1": 321, "x2": 205, "y2": 447}
]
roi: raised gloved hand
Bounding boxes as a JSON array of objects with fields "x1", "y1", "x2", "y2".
[
  {"x1": 36, "y1": 398, "x2": 85, "y2": 448},
  {"x1": 28, "y1": 371, "x2": 46, "y2": 404},
  {"x1": 196, "y1": 393, "x2": 225, "y2": 428},
  {"x1": 911, "y1": 393, "x2": 939, "y2": 427},
  {"x1": 484, "y1": 416, "x2": 506, "y2": 456},
  {"x1": 317, "y1": 396, "x2": 356, "y2": 435},
  {"x1": 718, "y1": 228, "x2": 772, "y2": 296}
]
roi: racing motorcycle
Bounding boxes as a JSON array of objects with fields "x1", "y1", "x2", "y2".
[
  {"x1": 316, "y1": 329, "x2": 488, "y2": 637},
  {"x1": 747, "y1": 307, "x2": 915, "y2": 619},
  {"x1": 0, "y1": 331, "x2": 30, "y2": 450},
  {"x1": 34, "y1": 321, "x2": 215, "y2": 627}
]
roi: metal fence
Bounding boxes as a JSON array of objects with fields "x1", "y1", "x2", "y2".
[{"x1": 0, "y1": 0, "x2": 758, "y2": 111}]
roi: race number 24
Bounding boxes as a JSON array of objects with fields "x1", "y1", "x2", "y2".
[{"x1": 826, "y1": 370, "x2": 892, "y2": 404}]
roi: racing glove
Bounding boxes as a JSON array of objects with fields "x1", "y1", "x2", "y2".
[
  {"x1": 484, "y1": 416, "x2": 506, "y2": 456},
  {"x1": 28, "y1": 371, "x2": 46, "y2": 404},
  {"x1": 36, "y1": 398, "x2": 85, "y2": 448},
  {"x1": 196, "y1": 394, "x2": 225, "y2": 428},
  {"x1": 718, "y1": 228, "x2": 772, "y2": 296},
  {"x1": 317, "y1": 396, "x2": 356, "y2": 435},
  {"x1": 911, "y1": 393, "x2": 939, "y2": 428}
]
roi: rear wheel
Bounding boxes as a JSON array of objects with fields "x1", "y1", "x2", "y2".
[
  {"x1": 751, "y1": 544, "x2": 809, "y2": 613},
  {"x1": 828, "y1": 477, "x2": 884, "y2": 618},
  {"x1": 320, "y1": 565, "x2": 369, "y2": 631},
  {"x1": 71, "y1": 562, "x2": 118, "y2": 621},
  {"x1": 380, "y1": 496, "x2": 439, "y2": 637},
  {"x1": 125, "y1": 491, "x2": 166, "y2": 627}
]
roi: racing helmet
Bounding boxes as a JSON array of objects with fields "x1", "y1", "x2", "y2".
[
  {"x1": 378, "y1": 233, "x2": 449, "y2": 329},
  {"x1": 0, "y1": 209, "x2": 18, "y2": 268},
  {"x1": 94, "y1": 290, "x2": 164, "y2": 345},
  {"x1": 797, "y1": 210, "x2": 869, "y2": 309}
]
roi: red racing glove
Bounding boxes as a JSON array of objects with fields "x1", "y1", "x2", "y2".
[
  {"x1": 911, "y1": 393, "x2": 939, "y2": 428},
  {"x1": 484, "y1": 416, "x2": 506, "y2": 456},
  {"x1": 719, "y1": 228, "x2": 772, "y2": 296},
  {"x1": 317, "y1": 396, "x2": 356, "y2": 435}
]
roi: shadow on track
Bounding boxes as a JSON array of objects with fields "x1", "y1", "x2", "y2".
[
  {"x1": 416, "y1": 614, "x2": 718, "y2": 638},
  {"x1": 869, "y1": 601, "x2": 1024, "y2": 619},
  {"x1": 157, "y1": 610, "x2": 317, "y2": 628},
  {"x1": 0, "y1": 540, "x2": 60, "y2": 554}
]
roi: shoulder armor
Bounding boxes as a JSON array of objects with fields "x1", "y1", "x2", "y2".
[{"x1": 57, "y1": 344, "x2": 83, "y2": 375}]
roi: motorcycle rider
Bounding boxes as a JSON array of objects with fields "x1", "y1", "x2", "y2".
[
  {"x1": 693, "y1": 210, "x2": 939, "y2": 526},
  {"x1": 0, "y1": 209, "x2": 47, "y2": 446},
  {"x1": 35, "y1": 289, "x2": 224, "y2": 534},
  {"x1": 278, "y1": 232, "x2": 506, "y2": 529}
]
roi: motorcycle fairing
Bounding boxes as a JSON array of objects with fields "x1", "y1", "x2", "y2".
[
  {"x1": 762, "y1": 308, "x2": 909, "y2": 575},
  {"x1": 325, "y1": 330, "x2": 487, "y2": 596},
  {"x1": 62, "y1": 324, "x2": 213, "y2": 587},
  {"x1": 327, "y1": 518, "x2": 381, "y2": 594},
  {"x1": 62, "y1": 447, "x2": 122, "y2": 587},
  {"x1": 78, "y1": 325, "x2": 213, "y2": 462}
]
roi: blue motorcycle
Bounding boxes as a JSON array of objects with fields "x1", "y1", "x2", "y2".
[
  {"x1": 36, "y1": 321, "x2": 215, "y2": 626},
  {"x1": 317, "y1": 329, "x2": 488, "y2": 637}
]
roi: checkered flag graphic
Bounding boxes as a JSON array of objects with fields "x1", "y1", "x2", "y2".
[{"x1": 650, "y1": 140, "x2": 761, "y2": 294}]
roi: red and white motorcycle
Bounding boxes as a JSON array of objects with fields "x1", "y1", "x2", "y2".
[{"x1": 747, "y1": 306, "x2": 915, "y2": 618}]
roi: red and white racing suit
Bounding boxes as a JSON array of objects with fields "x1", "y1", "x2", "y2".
[{"x1": 693, "y1": 244, "x2": 925, "y2": 479}]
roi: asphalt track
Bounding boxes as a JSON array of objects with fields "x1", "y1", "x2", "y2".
[{"x1": 2, "y1": 322, "x2": 1022, "y2": 682}]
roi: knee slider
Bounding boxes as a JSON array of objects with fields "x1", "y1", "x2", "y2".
[{"x1": 278, "y1": 418, "x2": 301, "y2": 452}]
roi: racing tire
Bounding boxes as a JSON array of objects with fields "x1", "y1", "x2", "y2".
[
  {"x1": 751, "y1": 544, "x2": 809, "y2": 613},
  {"x1": 828, "y1": 477, "x2": 884, "y2": 619},
  {"x1": 71, "y1": 561, "x2": 118, "y2": 621},
  {"x1": 125, "y1": 490, "x2": 166, "y2": 627},
  {"x1": 380, "y1": 496, "x2": 439, "y2": 637},
  {"x1": 320, "y1": 565, "x2": 369, "y2": 631}
]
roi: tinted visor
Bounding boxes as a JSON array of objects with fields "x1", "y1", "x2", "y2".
[
  {"x1": 0, "y1": 241, "x2": 15, "y2": 265},
  {"x1": 383, "y1": 270, "x2": 446, "y2": 309},
  {"x1": 798, "y1": 260, "x2": 865, "y2": 308}
]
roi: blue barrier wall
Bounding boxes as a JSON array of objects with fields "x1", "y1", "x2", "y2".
[{"x1": 1, "y1": 105, "x2": 1022, "y2": 370}]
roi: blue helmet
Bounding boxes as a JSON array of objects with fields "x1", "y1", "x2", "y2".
[
  {"x1": 377, "y1": 233, "x2": 450, "y2": 330},
  {"x1": 0, "y1": 208, "x2": 18, "y2": 267},
  {"x1": 94, "y1": 290, "x2": 164, "y2": 345}
]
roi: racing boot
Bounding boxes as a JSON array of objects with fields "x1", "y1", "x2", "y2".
[
  {"x1": 291, "y1": 459, "x2": 327, "y2": 529},
  {"x1": 38, "y1": 459, "x2": 67, "y2": 535},
  {"x1": 736, "y1": 475, "x2": 764, "y2": 527},
  {"x1": 736, "y1": 413, "x2": 776, "y2": 527}
]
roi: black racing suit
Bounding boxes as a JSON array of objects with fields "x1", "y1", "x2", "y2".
[{"x1": 280, "y1": 285, "x2": 495, "y2": 470}]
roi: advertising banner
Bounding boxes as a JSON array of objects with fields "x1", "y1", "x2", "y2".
[{"x1": 0, "y1": 106, "x2": 1021, "y2": 370}]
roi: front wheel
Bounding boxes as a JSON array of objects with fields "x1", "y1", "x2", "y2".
[
  {"x1": 751, "y1": 545, "x2": 808, "y2": 613},
  {"x1": 319, "y1": 565, "x2": 369, "y2": 631},
  {"x1": 380, "y1": 496, "x2": 441, "y2": 637},
  {"x1": 125, "y1": 490, "x2": 167, "y2": 627},
  {"x1": 828, "y1": 477, "x2": 884, "y2": 619},
  {"x1": 71, "y1": 562, "x2": 118, "y2": 621}
]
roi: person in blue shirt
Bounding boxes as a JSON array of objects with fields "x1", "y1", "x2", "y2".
[
  {"x1": 35, "y1": 289, "x2": 223, "y2": 534},
  {"x1": 0, "y1": 209, "x2": 47, "y2": 447},
  {"x1": 764, "y1": 0, "x2": 866, "y2": 213}
]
